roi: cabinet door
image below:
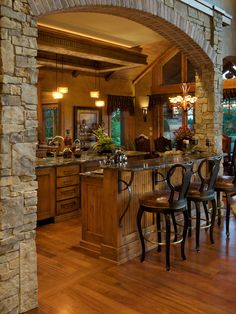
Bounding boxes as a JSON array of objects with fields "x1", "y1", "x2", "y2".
[{"x1": 36, "y1": 167, "x2": 55, "y2": 221}]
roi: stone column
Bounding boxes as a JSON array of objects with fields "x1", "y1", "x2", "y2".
[
  {"x1": 0, "y1": 1, "x2": 38, "y2": 313},
  {"x1": 194, "y1": 10, "x2": 223, "y2": 154}
]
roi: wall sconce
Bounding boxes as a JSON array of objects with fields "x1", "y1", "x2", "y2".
[
  {"x1": 142, "y1": 107, "x2": 148, "y2": 122},
  {"x1": 139, "y1": 96, "x2": 149, "y2": 122}
]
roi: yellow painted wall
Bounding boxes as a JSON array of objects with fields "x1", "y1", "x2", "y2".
[{"x1": 38, "y1": 68, "x2": 134, "y2": 139}]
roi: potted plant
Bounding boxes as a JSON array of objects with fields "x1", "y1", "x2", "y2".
[{"x1": 92, "y1": 126, "x2": 116, "y2": 155}]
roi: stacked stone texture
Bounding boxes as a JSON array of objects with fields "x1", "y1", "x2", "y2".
[
  {"x1": 0, "y1": 0, "x2": 38, "y2": 313},
  {"x1": 0, "y1": 0, "x2": 223, "y2": 312}
]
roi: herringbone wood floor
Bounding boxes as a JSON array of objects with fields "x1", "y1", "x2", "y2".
[{"x1": 27, "y1": 211, "x2": 236, "y2": 314}]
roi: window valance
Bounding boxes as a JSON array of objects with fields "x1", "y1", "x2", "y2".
[
  {"x1": 107, "y1": 94, "x2": 135, "y2": 115},
  {"x1": 148, "y1": 94, "x2": 169, "y2": 108}
]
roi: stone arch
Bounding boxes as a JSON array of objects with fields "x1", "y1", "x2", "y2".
[
  {"x1": 0, "y1": 1, "x2": 224, "y2": 313},
  {"x1": 28, "y1": 0, "x2": 215, "y2": 70}
]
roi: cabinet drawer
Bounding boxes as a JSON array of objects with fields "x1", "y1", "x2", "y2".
[
  {"x1": 56, "y1": 198, "x2": 79, "y2": 215},
  {"x1": 57, "y1": 185, "x2": 79, "y2": 201},
  {"x1": 57, "y1": 165, "x2": 80, "y2": 177},
  {"x1": 57, "y1": 175, "x2": 80, "y2": 188}
]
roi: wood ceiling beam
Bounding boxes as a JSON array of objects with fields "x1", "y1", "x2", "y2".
[
  {"x1": 38, "y1": 26, "x2": 148, "y2": 67},
  {"x1": 37, "y1": 58, "x2": 131, "y2": 74}
]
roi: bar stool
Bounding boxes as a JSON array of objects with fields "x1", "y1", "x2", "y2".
[
  {"x1": 214, "y1": 155, "x2": 236, "y2": 238},
  {"x1": 136, "y1": 162, "x2": 193, "y2": 271},
  {"x1": 187, "y1": 156, "x2": 221, "y2": 251}
]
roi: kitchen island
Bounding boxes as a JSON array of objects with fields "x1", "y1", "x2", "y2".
[{"x1": 80, "y1": 152, "x2": 219, "y2": 264}]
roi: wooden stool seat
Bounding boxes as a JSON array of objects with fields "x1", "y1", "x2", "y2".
[
  {"x1": 139, "y1": 190, "x2": 171, "y2": 209},
  {"x1": 215, "y1": 175, "x2": 236, "y2": 191}
]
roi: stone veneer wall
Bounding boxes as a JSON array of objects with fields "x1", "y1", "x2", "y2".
[
  {"x1": 0, "y1": 0, "x2": 223, "y2": 313},
  {"x1": 0, "y1": 1, "x2": 38, "y2": 313}
]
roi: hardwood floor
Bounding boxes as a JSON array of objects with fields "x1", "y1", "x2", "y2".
[{"x1": 27, "y1": 212, "x2": 236, "y2": 314}]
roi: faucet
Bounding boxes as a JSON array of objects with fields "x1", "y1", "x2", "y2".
[
  {"x1": 48, "y1": 136, "x2": 65, "y2": 155},
  {"x1": 48, "y1": 135, "x2": 65, "y2": 146}
]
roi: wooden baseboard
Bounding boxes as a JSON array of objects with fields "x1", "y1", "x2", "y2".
[{"x1": 54, "y1": 210, "x2": 80, "y2": 222}]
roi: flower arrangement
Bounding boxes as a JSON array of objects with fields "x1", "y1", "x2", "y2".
[{"x1": 174, "y1": 126, "x2": 194, "y2": 140}]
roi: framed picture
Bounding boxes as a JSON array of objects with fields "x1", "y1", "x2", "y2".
[{"x1": 73, "y1": 107, "x2": 102, "y2": 150}]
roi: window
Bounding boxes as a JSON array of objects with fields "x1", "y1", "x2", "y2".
[
  {"x1": 42, "y1": 104, "x2": 59, "y2": 142},
  {"x1": 111, "y1": 109, "x2": 121, "y2": 146},
  {"x1": 223, "y1": 99, "x2": 236, "y2": 147},
  {"x1": 163, "y1": 52, "x2": 182, "y2": 85}
]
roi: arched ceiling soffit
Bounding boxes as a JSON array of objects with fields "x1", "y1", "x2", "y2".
[{"x1": 29, "y1": 0, "x2": 215, "y2": 70}]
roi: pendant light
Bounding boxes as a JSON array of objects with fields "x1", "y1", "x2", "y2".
[
  {"x1": 57, "y1": 56, "x2": 68, "y2": 94},
  {"x1": 95, "y1": 74, "x2": 105, "y2": 107},
  {"x1": 90, "y1": 62, "x2": 100, "y2": 99},
  {"x1": 95, "y1": 99, "x2": 105, "y2": 107},
  {"x1": 52, "y1": 54, "x2": 63, "y2": 100}
]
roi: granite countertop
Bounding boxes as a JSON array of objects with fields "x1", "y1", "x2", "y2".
[
  {"x1": 35, "y1": 153, "x2": 104, "y2": 168},
  {"x1": 100, "y1": 152, "x2": 221, "y2": 172},
  {"x1": 35, "y1": 150, "x2": 149, "y2": 168},
  {"x1": 36, "y1": 151, "x2": 219, "y2": 171}
]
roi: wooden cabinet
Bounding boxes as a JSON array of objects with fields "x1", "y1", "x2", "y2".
[
  {"x1": 36, "y1": 161, "x2": 100, "y2": 223},
  {"x1": 36, "y1": 167, "x2": 56, "y2": 221},
  {"x1": 55, "y1": 164, "x2": 80, "y2": 220}
]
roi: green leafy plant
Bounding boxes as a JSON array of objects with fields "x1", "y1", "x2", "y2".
[{"x1": 92, "y1": 126, "x2": 116, "y2": 154}]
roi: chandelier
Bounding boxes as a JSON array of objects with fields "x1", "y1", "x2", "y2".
[{"x1": 169, "y1": 83, "x2": 197, "y2": 112}]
